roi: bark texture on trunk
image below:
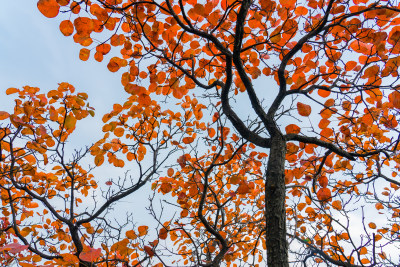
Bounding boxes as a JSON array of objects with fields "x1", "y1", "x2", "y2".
[{"x1": 265, "y1": 134, "x2": 288, "y2": 267}]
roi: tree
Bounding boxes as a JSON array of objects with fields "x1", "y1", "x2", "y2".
[{"x1": 1, "y1": 0, "x2": 400, "y2": 266}]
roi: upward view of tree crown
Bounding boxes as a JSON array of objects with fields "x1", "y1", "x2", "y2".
[{"x1": 1, "y1": 0, "x2": 400, "y2": 266}]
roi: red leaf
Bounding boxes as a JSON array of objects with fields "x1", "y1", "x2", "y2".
[
  {"x1": 159, "y1": 228, "x2": 168, "y2": 240},
  {"x1": 144, "y1": 245, "x2": 154, "y2": 257},
  {"x1": 0, "y1": 242, "x2": 29, "y2": 254},
  {"x1": 79, "y1": 247, "x2": 102, "y2": 262},
  {"x1": 177, "y1": 155, "x2": 187, "y2": 168}
]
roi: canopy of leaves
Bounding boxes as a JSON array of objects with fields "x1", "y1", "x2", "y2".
[{"x1": 1, "y1": 0, "x2": 400, "y2": 266}]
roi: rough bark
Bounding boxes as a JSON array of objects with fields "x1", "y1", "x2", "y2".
[{"x1": 265, "y1": 134, "x2": 288, "y2": 267}]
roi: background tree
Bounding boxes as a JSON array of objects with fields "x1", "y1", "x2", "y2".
[
  {"x1": 0, "y1": 84, "x2": 194, "y2": 266},
  {"x1": 2, "y1": 0, "x2": 400, "y2": 266}
]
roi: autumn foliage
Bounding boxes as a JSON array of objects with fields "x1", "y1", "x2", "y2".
[{"x1": 2, "y1": 0, "x2": 400, "y2": 266}]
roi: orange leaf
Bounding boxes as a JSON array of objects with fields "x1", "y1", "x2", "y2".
[
  {"x1": 110, "y1": 239, "x2": 129, "y2": 255},
  {"x1": 318, "y1": 118, "x2": 330, "y2": 129},
  {"x1": 364, "y1": 65, "x2": 380, "y2": 77},
  {"x1": 62, "y1": 253, "x2": 79, "y2": 263},
  {"x1": 390, "y1": 91, "x2": 400, "y2": 108},
  {"x1": 285, "y1": 124, "x2": 301, "y2": 134},
  {"x1": 37, "y1": 0, "x2": 60, "y2": 18},
  {"x1": 60, "y1": 20, "x2": 74, "y2": 36},
  {"x1": 361, "y1": 258, "x2": 370, "y2": 264},
  {"x1": 332, "y1": 200, "x2": 342, "y2": 210},
  {"x1": 94, "y1": 51, "x2": 103, "y2": 62},
  {"x1": 318, "y1": 176, "x2": 328, "y2": 188},
  {"x1": 74, "y1": 17, "x2": 94, "y2": 36},
  {"x1": 368, "y1": 222, "x2": 376, "y2": 229},
  {"x1": 375, "y1": 203, "x2": 384, "y2": 210},
  {"x1": 297, "y1": 102, "x2": 311, "y2": 116},
  {"x1": 297, "y1": 203, "x2": 306, "y2": 211},
  {"x1": 324, "y1": 98, "x2": 335, "y2": 107},
  {"x1": 160, "y1": 183, "x2": 172, "y2": 194},
  {"x1": 305, "y1": 207, "x2": 315, "y2": 214},
  {"x1": 107, "y1": 59, "x2": 120, "y2": 72},
  {"x1": 320, "y1": 128, "x2": 333, "y2": 138},
  {"x1": 114, "y1": 127, "x2": 124, "y2": 137},
  {"x1": 317, "y1": 89, "x2": 330, "y2": 98},
  {"x1": 177, "y1": 155, "x2": 187, "y2": 168},
  {"x1": 281, "y1": 0, "x2": 296, "y2": 8},
  {"x1": 345, "y1": 61, "x2": 357, "y2": 71},
  {"x1": 70, "y1": 1, "x2": 81, "y2": 14},
  {"x1": 25, "y1": 154, "x2": 36, "y2": 164},
  {"x1": 138, "y1": 94, "x2": 152, "y2": 105},
  {"x1": 126, "y1": 152, "x2": 135, "y2": 161},
  {"x1": 295, "y1": 6, "x2": 308, "y2": 16},
  {"x1": 6, "y1": 87, "x2": 19, "y2": 95},
  {"x1": 0, "y1": 111, "x2": 10, "y2": 120},
  {"x1": 316, "y1": 188, "x2": 331, "y2": 202},
  {"x1": 138, "y1": 225, "x2": 148, "y2": 237},
  {"x1": 56, "y1": 0, "x2": 70, "y2": 6},
  {"x1": 230, "y1": 174, "x2": 241, "y2": 185},
  {"x1": 139, "y1": 71, "x2": 148, "y2": 79},
  {"x1": 182, "y1": 137, "x2": 194, "y2": 144},
  {"x1": 97, "y1": 44, "x2": 111, "y2": 55},
  {"x1": 359, "y1": 247, "x2": 367, "y2": 255},
  {"x1": 126, "y1": 230, "x2": 137, "y2": 239},
  {"x1": 172, "y1": 88, "x2": 184, "y2": 99},
  {"x1": 167, "y1": 168, "x2": 174, "y2": 177},
  {"x1": 79, "y1": 48, "x2": 90, "y2": 61},
  {"x1": 237, "y1": 182, "x2": 250, "y2": 194},
  {"x1": 94, "y1": 155, "x2": 104, "y2": 166},
  {"x1": 181, "y1": 209, "x2": 189, "y2": 217},
  {"x1": 208, "y1": 128, "x2": 216, "y2": 138}
]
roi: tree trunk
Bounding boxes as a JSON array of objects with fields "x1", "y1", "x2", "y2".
[{"x1": 265, "y1": 134, "x2": 289, "y2": 267}]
